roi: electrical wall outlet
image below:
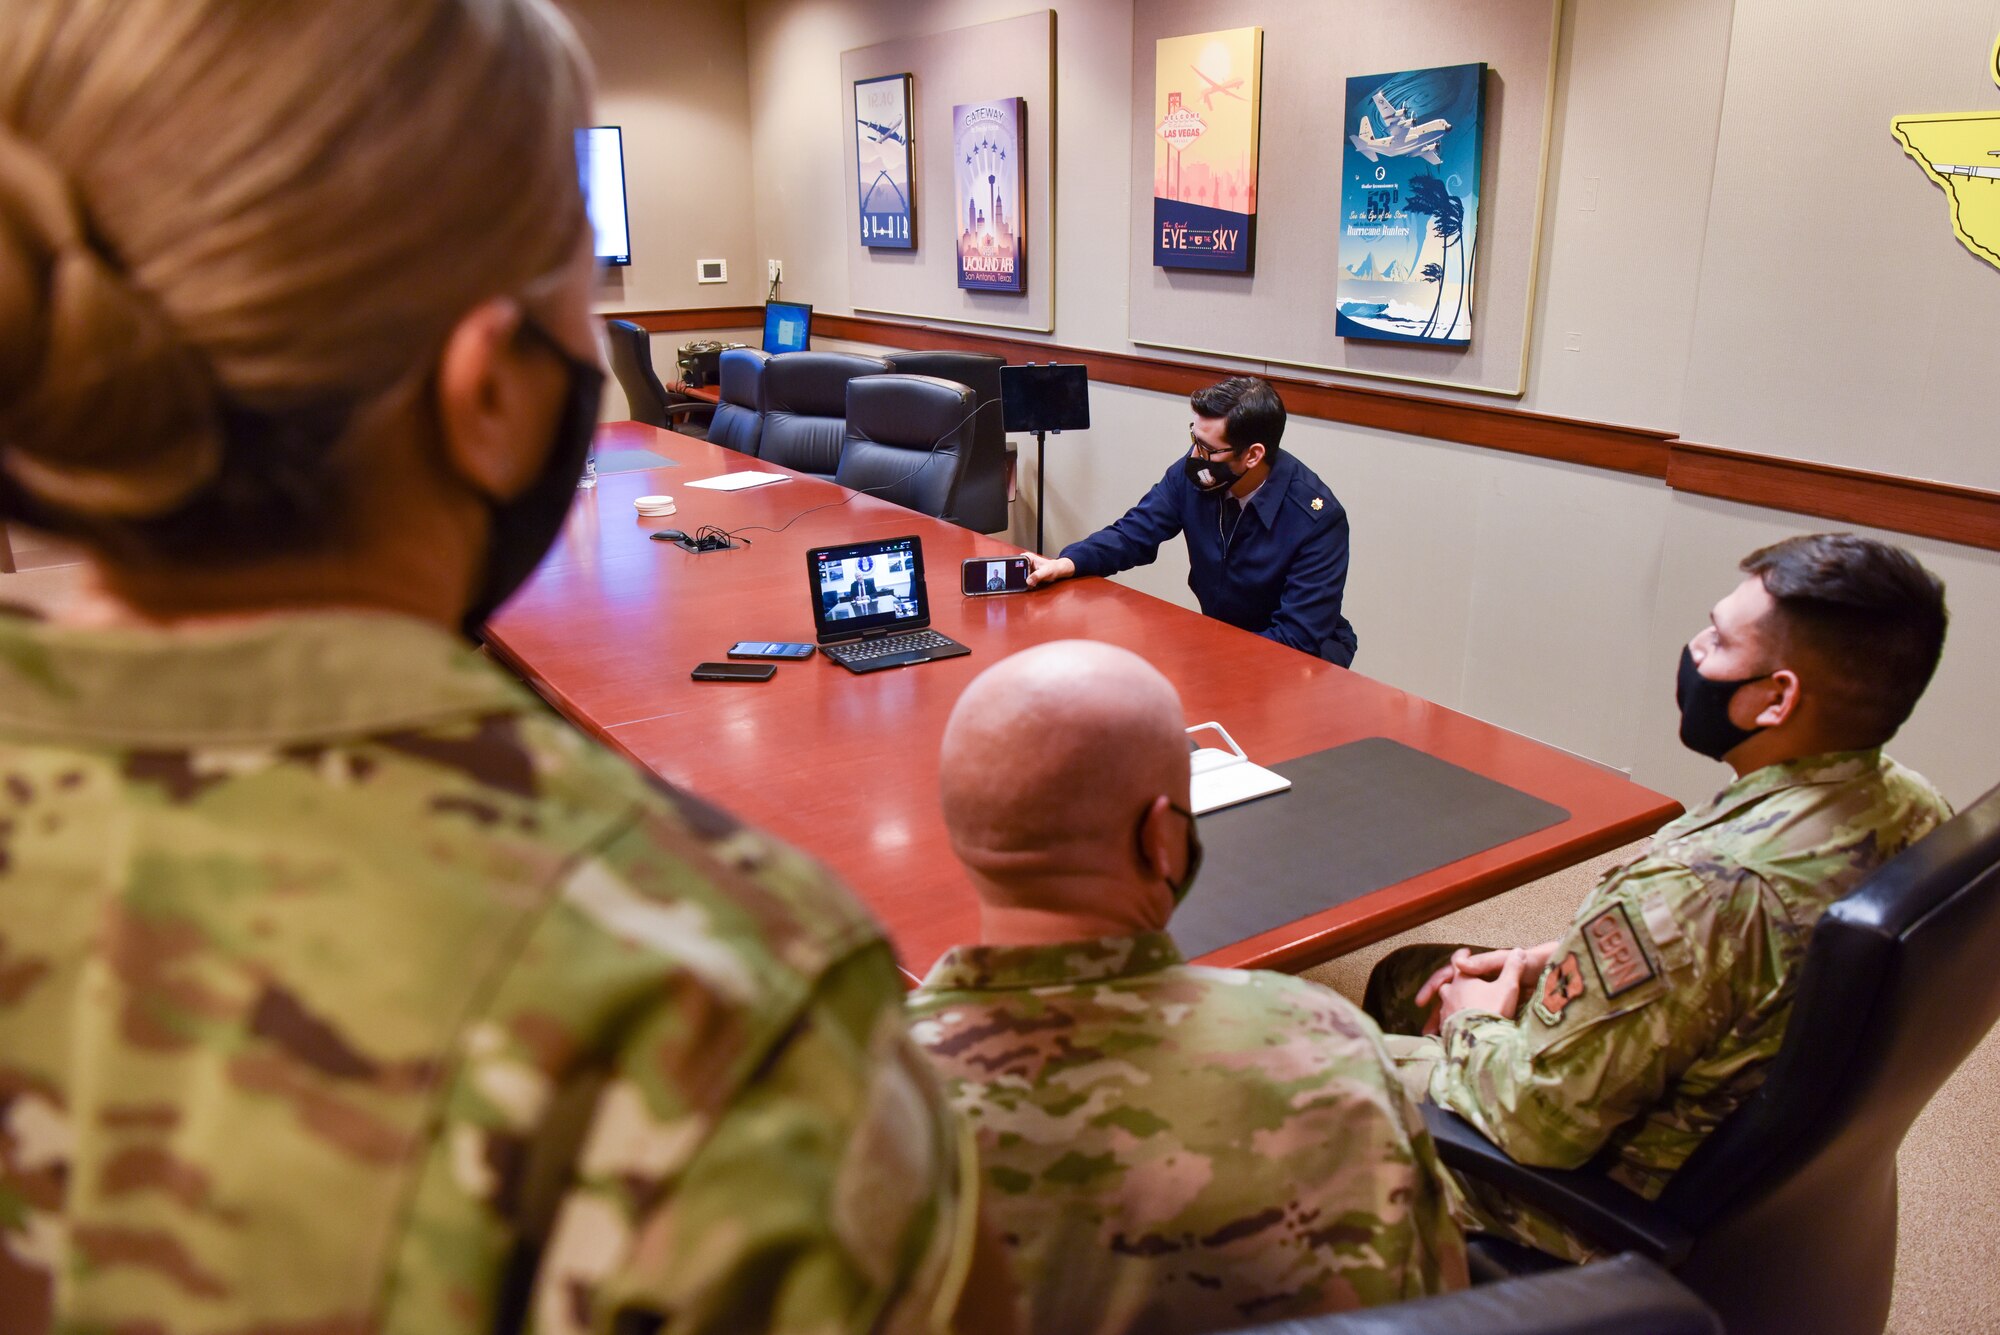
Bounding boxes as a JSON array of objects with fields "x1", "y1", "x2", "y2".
[{"x1": 767, "y1": 259, "x2": 783, "y2": 282}]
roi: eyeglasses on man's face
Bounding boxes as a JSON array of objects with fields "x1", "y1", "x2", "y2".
[{"x1": 1188, "y1": 426, "x2": 1238, "y2": 460}]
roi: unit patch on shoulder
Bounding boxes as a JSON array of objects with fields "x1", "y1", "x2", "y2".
[
  {"x1": 1531, "y1": 952, "x2": 1586, "y2": 1025},
  {"x1": 1583, "y1": 903, "x2": 1656, "y2": 997}
]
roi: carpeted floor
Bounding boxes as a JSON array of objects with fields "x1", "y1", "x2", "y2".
[{"x1": 1303, "y1": 843, "x2": 2000, "y2": 1334}]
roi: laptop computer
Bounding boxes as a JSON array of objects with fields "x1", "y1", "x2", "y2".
[{"x1": 807, "y1": 534, "x2": 971, "y2": 673}]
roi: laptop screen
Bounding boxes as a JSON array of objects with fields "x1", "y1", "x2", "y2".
[{"x1": 807, "y1": 534, "x2": 930, "y2": 641}]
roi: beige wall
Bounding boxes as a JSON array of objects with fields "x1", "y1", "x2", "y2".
[
  {"x1": 568, "y1": 0, "x2": 758, "y2": 317},
  {"x1": 592, "y1": 2, "x2": 1997, "y2": 810}
]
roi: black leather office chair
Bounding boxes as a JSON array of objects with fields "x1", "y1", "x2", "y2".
[
  {"x1": 757, "y1": 351, "x2": 890, "y2": 479},
  {"x1": 1224, "y1": 1254, "x2": 1719, "y2": 1335},
  {"x1": 883, "y1": 351, "x2": 1010, "y2": 533},
  {"x1": 1427, "y1": 780, "x2": 2000, "y2": 1335},
  {"x1": 603, "y1": 318, "x2": 713, "y2": 437},
  {"x1": 707, "y1": 347, "x2": 769, "y2": 457},
  {"x1": 835, "y1": 375, "x2": 976, "y2": 520}
]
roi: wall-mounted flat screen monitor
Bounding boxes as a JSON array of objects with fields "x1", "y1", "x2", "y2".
[
  {"x1": 577, "y1": 126, "x2": 631, "y2": 266},
  {"x1": 764, "y1": 301, "x2": 813, "y2": 355},
  {"x1": 1000, "y1": 363, "x2": 1091, "y2": 433}
]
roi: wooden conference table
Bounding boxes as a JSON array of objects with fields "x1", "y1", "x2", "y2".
[{"x1": 487, "y1": 423, "x2": 1681, "y2": 976}]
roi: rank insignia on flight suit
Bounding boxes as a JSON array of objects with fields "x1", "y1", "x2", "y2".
[{"x1": 1311, "y1": 497, "x2": 1325, "y2": 511}]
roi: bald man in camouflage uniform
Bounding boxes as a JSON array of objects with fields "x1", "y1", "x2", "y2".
[
  {"x1": 1367, "y1": 534, "x2": 1952, "y2": 1261},
  {"x1": 0, "y1": 613, "x2": 987, "y2": 1333},
  {"x1": 910, "y1": 640, "x2": 1465, "y2": 1335}
]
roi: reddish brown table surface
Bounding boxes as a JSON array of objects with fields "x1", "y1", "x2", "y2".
[{"x1": 487, "y1": 423, "x2": 1682, "y2": 978}]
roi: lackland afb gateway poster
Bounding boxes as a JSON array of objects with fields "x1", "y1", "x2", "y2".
[
  {"x1": 953, "y1": 97, "x2": 1026, "y2": 292},
  {"x1": 1334, "y1": 62, "x2": 1487, "y2": 346},
  {"x1": 1153, "y1": 27, "x2": 1264, "y2": 272}
]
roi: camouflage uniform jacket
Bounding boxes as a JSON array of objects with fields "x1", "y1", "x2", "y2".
[
  {"x1": 0, "y1": 609, "x2": 977, "y2": 1335},
  {"x1": 1430, "y1": 749, "x2": 1950, "y2": 1207},
  {"x1": 909, "y1": 932, "x2": 1466, "y2": 1335}
]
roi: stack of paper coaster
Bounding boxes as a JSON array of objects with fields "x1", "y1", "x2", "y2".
[{"x1": 633, "y1": 495, "x2": 676, "y2": 518}]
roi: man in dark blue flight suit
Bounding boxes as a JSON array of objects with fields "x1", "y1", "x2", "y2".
[{"x1": 1023, "y1": 377, "x2": 1357, "y2": 666}]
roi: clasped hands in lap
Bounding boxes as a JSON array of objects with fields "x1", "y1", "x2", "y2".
[{"x1": 1414, "y1": 940, "x2": 1561, "y2": 1033}]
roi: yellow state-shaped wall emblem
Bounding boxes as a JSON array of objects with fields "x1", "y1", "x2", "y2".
[{"x1": 1891, "y1": 32, "x2": 2000, "y2": 271}]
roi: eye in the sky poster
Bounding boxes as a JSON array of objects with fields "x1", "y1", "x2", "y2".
[
  {"x1": 953, "y1": 98, "x2": 1026, "y2": 293},
  {"x1": 1152, "y1": 27, "x2": 1263, "y2": 272},
  {"x1": 855, "y1": 74, "x2": 914, "y2": 249},
  {"x1": 1334, "y1": 63, "x2": 1487, "y2": 346}
]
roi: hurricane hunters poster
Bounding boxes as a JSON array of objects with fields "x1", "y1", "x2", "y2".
[
  {"x1": 1153, "y1": 28, "x2": 1263, "y2": 272},
  {"x1": 1334, "y1": 63, "x2": 1487, "y2": 346},
  {"x1": 953, "y1": 98, "x2": 1026, "y2": 292}
]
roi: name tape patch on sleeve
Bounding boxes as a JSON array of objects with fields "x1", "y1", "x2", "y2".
[{"x1": 1583, "y1": 903, "x2": 1657, "y2": 998}]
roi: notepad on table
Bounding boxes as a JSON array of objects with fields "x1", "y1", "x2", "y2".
[
  {"x1": 1186, "y1": 721, "x2": 1292, "y2": 814},
  {"x1": 685, "y1": 471, "x2": 790, "y2": 492}
]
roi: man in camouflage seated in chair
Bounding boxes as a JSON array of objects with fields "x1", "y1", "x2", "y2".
[
  {"x1": 908, "y1": 640, "x2": 1466, "y2": 1335},
  {"x1": 1366, "y1": 533, "x2": 1952, "y2": 1261}
]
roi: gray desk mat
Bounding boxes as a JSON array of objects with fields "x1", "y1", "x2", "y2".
[
  {"x1": 595, "y1": 448, "x2": 680, "y2": 474},
  {"x1": 1170, "y1": 736, "x2": 1570, "y2": 959}
]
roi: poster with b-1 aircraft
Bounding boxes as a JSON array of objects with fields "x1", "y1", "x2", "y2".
[
  {"x1": 1335, "y1": 62, "x2": 1487, "y2": 346},
  {"x1": 855, "y1": 73, "x2": 915, "y2": 249}
]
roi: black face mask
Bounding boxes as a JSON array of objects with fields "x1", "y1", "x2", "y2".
[
  {"x1": 1675, "y1": 644, "x2": 1770, "y2": 761},
  {"x1": 460, "y1": 318, "x2": 605, "y2": 641},
  {"x1": 1137, "y1": 801, "x2": 1205, "y2": 905},
  {"x1": 1183, "y1": 450, "x2": 1243, "y2": 495}
]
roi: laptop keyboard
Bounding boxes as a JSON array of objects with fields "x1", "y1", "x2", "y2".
[{"x1": 824, "y1": 629, "x2": 958, "y2": 664}]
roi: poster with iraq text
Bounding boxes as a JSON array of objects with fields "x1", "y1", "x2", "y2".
[
  {"x1": 1335, "y1": 63, "x2": 1487, "y2": 346},
  {"x1": 1153, "y1": 27, "x2": 1264, "y2": 271},
  {"x1": 854, "y1": 73, "x2": 914, "y2": 249},
  {"x1": 953, "y1": 97, "x2": 1026, "y2": 292}
]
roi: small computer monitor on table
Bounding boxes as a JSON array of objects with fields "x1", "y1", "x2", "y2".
[{"x1": 763, "y1": 301, "x2": 813, "y2": 355}]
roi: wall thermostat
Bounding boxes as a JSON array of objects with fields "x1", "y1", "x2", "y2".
[{"x1": 697, "y1": 258, "x2": 727, "y2": 284}]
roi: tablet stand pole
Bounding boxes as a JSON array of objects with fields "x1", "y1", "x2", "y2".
[{"x1": 1032, "y1": 427, "x2": 1049, "y2": 555}]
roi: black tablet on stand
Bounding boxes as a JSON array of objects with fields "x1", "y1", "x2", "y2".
[{"x1": 999, "y1": 363, "x2": 1091, "y2": 555}]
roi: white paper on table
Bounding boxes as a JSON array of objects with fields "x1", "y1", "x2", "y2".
[
  {"x1": 1186, "y1": 720, "x2": 1291, "y2": 815},
  {"x1": 685, "y1": 471, "x2": 791, "y2": 492}
]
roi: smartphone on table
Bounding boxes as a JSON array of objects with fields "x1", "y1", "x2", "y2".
[
  {"x1": 727, "y1": 641, "x2": 816, "y2": 660},
  {"x1": 691, "y1": 661, "x2": 777, "y2": 682},
  {"x1": 962, "y1": 556, "x2": 1030, "y2": 597}
]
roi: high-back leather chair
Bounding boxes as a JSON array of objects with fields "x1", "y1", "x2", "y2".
[
  {"x1": 707, "y1": 347, "x2": 769, "y2": 457},
  {"x1": 835, "y1": 375, "x2": 977, "y2": 520},
  {"x1": 603, "y1": 318, "x2": 713, "y2": 437},
  {"x1": 1426, "y1": 780, "x2": 2000, "y2": 1335},
  {"x1": 883, "y1": 351, "x2": 1009, "y2": 532},
  {"x1": 757, "y1": 351, "x2": 890, "y2": 479},
  {"x1": 1224, "y1": 1254, "x2": 1720, "y2": 1335}
]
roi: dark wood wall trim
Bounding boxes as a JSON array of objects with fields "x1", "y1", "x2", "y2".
[
  {"x1": 618, "y1": 306, "x2": 767, "y2": 333},
  {"x1": 1667, "y1": 444, "x2": 2000, "y2": 551},
  {"x1": 609, "y1": 307, "x2": 2000, "y2": 552}
]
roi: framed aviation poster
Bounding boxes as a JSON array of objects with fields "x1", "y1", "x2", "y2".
[
  {"x1": 953, "y1": 97, "x2": 1027, "y2": 292},
  {"x1": 854, "y1": 73, "x2": 915, "y2": 249}
]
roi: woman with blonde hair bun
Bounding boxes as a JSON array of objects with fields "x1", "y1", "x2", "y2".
[{"x1": 0, "y1": 4, "x2": 995, "y2": 1333}]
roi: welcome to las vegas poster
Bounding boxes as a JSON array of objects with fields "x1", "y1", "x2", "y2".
[
  {"x1": 1152, "y1": 27, "x2": 1264, "y2": 272},
  {"x1": 953, "y1": 98, "x2": 1026, "y2": 292}
]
